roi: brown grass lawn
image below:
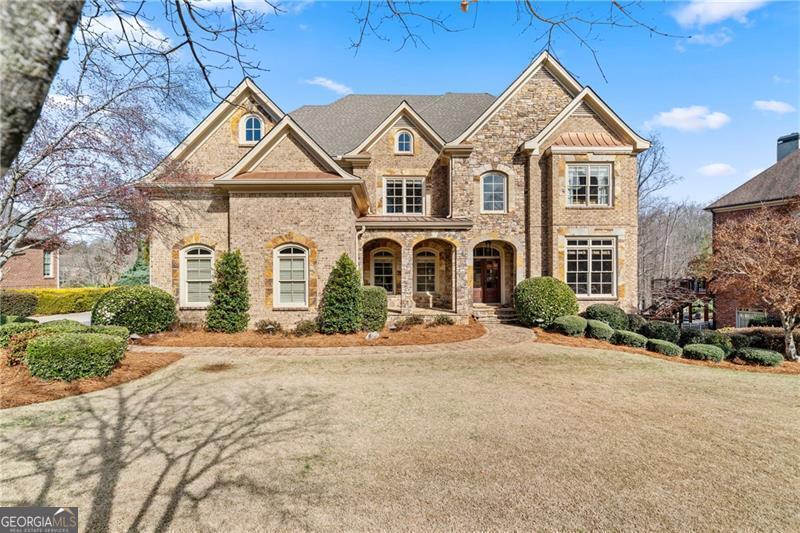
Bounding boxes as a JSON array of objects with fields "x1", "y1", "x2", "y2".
[{"x1": 1, "y1": 338, "x2": 797, "y2": 531}]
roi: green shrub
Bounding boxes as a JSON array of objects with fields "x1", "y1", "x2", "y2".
[
  {"x1": 585, "y1": 304, "x2": 628, "y2": 330},
  {"x1": 6, "y1": 329, "x2": 56, "y2": 367},
  {"x1": 512, "y1": 277, "x2": 578, "y2": 328},
  {"x1": 0, "y1": 322, "x2": 40, "y2": 347},
  {"x1": 735, "y1": 347, "x2": 784, "y2": 367},
  {"x1": 91, "y1": 286, "x2": 176, "y2": 334},
  {"x1": 39, "y1": 319, "x2": 88, "y2": 333},
  {"x1": 17, "y1": 287, "x2": 113, "y2": 315},
  {"x1": 116, "y1": 245, "x2": 149, "y2": 286},
  {"x1": 26, "y1": 333, "x2": 127, "y2": 381},
  {"x1": 87, "y1": 325, "x2": 130, "y2": 339},
  {"x1": 205, "y1": 250, "x2": 250, "y2": 333},
  {"x1": 748, "y1": 316, "x2": 781, "y2": 328},
  {"x1": 728, "y1": 333, "x2": 752, "y2": 351},
  {"x1": 640, "y1": 320, "x2": 680, "y2": 344},
  {"x1": 255, "y1": 319, "x2": 283, "y2": 335},
  {"x1": 611, "y1": 329, "x2": 648, "y2": 348},
  {"x1": 0, "y1": 315, "x2": 37, "y2": 325},
  {"x1": 702, "y1": 330, "x2": 733, "y2": 356},
  {"x1": 430, "y1": 314, "x2": 455, "y2": 327},
  {"x1": 319, "y1": 254, "x2": 363, "y2": 334},
  {"x1": 626, "y1": 313, "x2": 648, "y2": 334},
  {"x1": 682, "y1": 343, "x2": 725, "y2": 362},
  {"x1": 0, "y1": 290, "x2": 38, "y2": 316},
  {"x1": 550, "y1": 315, "x2": 587, "y2": 337},
  {"x1": 742, "y1": 328, "x2": 800, "y2": 355},
  {"x1": 646, "y1": 339, "x2": 683, "y2": 357},
  {"x1": 585, "y1": 319, "x2": 614, "y2": 341},
  {"x1": 293, "y1": 319, "x2": 318, "y2": 337},
  {"x1": 361, "y1": 286, "x2": 388, "y2": 332},
  {"x1": 678, "y1": 328, "x2": 706, "y2": 347}
]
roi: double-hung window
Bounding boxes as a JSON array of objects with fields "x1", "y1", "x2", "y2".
[
  {"x1": 385, "y1": 178, "x2": 423, "y2": 214},
  {"x1": 372, "y1": 250, "x2": 394, "y2": 293},
  {"x1": 275, "y1": 246, "x2": 308, "y2": 307},
  {"x1": 182, "y1": 246, "x2": 213, "y2": 306},
  {"x1": 567, "y1": 164, "x2": 611, "y2": 207},
  {"x1": 414, "y1": 250, "x2": 436, "y2": 293},
  {"x1": 43, "y1": 250, "x2": 53, "y2": 278},
  {"x1": 566, "y1": 238, "x2": 615, "y2": 297},
  {"x1": 481, "y1": 173, "x2": 507, "y2": 213}
]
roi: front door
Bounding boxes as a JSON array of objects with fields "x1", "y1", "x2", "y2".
[{"x1": 473, "y1": 259, "x2": 501, "y2": 303}]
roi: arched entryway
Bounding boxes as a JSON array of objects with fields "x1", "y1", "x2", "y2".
[
  {"x1": 362, "y1": 238, "x2": 402, "y2": 295},
  {"x1": 472, "y1": 240, "x2": 517, "y2": 305},
  {"x1": 412, "y1": 238, "x2": 456, "y2": 310}
]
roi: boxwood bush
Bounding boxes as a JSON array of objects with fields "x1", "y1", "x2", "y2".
[
  {"x1": 646, "y1": 339, "x2": 683, "y2": 357},
  {"x1": 361, "y1": 286, "x2": 388, "y2": 332},
  {"x1": 626, "y1": 313, "x2": 647, "y2": 334},
  {"x1": 92, "y1": 286, "x2": 176, "y2": 334},
  {"x1": 585, "y1": 319, "x2": 614, "y2": 341},
  {"x1": 735, "y1": 347, "x2": 783, "y2": 366},
  {"x1": 682, "y1": 343, "x2": 725, "y2": 362},
  {"x1": 293, "y1": 319, "x2": 318, "y2": 337},
  {"x1": 0, "y1": 322, "x2": 40, "y2": 347},
  {"x1": 640, "y1": 320, "x2": 680, "y2": 344},
  {"x1": 0, "y1": 290, "x2": 38, "y2": 317},
  {"x1": 549, "y1": 315, "x2": 587, "y2": 337},
  {"x1": 702, "y1": 330, "x2": 733, "y2": 357},
  {"x1": 87, "y1": 325, "x2": 130, "y2": 339},
  {"x1": 512, "y1": 277, "x2": 578, "y2": 328},
  {"x1": 39, "y1": 319, "x2": 88, "y2": 333},
  {"x1": 318, "y1": 254, "x2": 363, "y2": 334},
  {"x1": 6, "y1": 329, "x2": 56, "y2": 367},
  {"x1": 16, "y1": 287, "x2": 114, "y2": 315},
  {"x1": 611, "y1": 329, "x2": 648, "y2": 348},
  {"x1": 678, "y1": 328, "x2": 706, "y2": 347},
  {"x1": 26, "y1": 332, "x2": 127, "y2": 381},
  {"x1": 584, "y1": 304, "x2": 628, "y2": 330}
]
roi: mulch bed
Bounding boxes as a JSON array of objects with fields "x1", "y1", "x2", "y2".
[
  {"x1": 534, "y1": 329, "x2": 800, "y2": 375},
  {"x1": 137, "y1": 320, "x2": 486, "y2": 348},
  {"x1": 1, "y1": 351, "x2": 182, "y2": 409}
]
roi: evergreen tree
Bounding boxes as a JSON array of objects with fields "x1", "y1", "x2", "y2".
[
  {"x1": 205, "y1": 250, "x2": 250, "y2": 333},
  {"x1": 116, "y1": 242, "x2": 149, "y2": 286},
  {"x1": 319, "y1": 253, "x2": 363, "y2": 334}
]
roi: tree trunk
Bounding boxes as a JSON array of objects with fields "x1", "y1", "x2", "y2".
[
  {"x1": 0, "y1": 0, "x2": 84, "y2": 175},
  {"x1": 783, "y1": 314, "x2": 798, "y2": 361}
]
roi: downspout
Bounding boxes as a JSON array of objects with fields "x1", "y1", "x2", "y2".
[
  {"x1": 447, "y1": 156, "x2": 454, "y2": 218},
  {"x1": 355, "y1": 224, "x2": 366, "y2": 284}
]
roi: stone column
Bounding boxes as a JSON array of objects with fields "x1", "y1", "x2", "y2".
[{"x1": 400, "y1": 242, "x2": 414, "y2": 314}]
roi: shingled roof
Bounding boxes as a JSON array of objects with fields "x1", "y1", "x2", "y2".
[
  {"x1": 290, "y1": 93, "x2": 496, "y2": 156},
  {"x1": 706, "y1": 149, "x2": 800, "y2": 210}
]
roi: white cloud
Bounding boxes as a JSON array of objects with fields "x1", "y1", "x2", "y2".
[
  {"x1": 305, "y1": 77, "x2": 352, "y2": 95},
  {"x1": 645, "y1": 106, "x2": 731, "y2": 131},
  {"x1": 772, "y1": 74, "x2": 792, "y2": 84},
  {"x1": 673, "y1": 0, "x2": 767, "y2": 28},
  {"x1": 697, "y1": 163, "x2": 736, "y2": 176},
  {"x1": 753, "y1": 99, "x2": 796, "y2": 114},
  {"x1": 688, "y1": 28, "x2": 734, "y2": 46}
]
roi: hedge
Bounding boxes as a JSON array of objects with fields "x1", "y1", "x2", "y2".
[
  {"x1": 26, "y1": 332, "x2": 127, "y2": 381},
  {"x1": 678, "y1": 328, "x2": 706, "y2": 347},
  {"x1": 734, "y1": 347, "x2": 784, "y2": 367},
  {"x1": 92, "y1": 286, "x2": 176, "y2": 334},
  {"x1": 646, "y1": 339, "x2": 682, "y2": 357},
  {"x1": 550, "y1": 315, "x2": 587, "y2": 337},
  {"x1": 682, "y1": 343, "x2": 725, "y2": 362},
  {"x1": 586, "y1": 319, "x2": 615, "y2": 341},
  {"x1": 0, "y1": 322, "x2": 40, "y2": 347},
  {"x1": 87, "y1": 325, "x2": 130, "y2": 339},
  {"x1": 512, "y1": 277, "x2": 578, "y2": 328},
  {"x1": 736, "y1": 328, "x2": 800, "y2": 355},
  {"x1": 0, "y1": 290, "x2": 38, "y2": 317},
  {"x1": 6, "y1": 329, "x2": 55, "y2": 367},
  {"x1": 585, "y1": 304, "x2": 628, "y2": 330},
  {"x1": 611, "y1": 329, "x2": 648, "y2": 348},
  {"x1": 640, "y1": 320, "x2": 681, "y2": 344},
  {"x1": 39, "y1": 319, "x2": 88, "y2": 333},
  {"x1": 0, "y1": 315, "x2": 37, "y2": 325},
  {"x1": 702, "y1": 330, "x2": 733, "y2": 356},
  {"x1": 16, "y1": 287, "x2": 114, "y2": 315},
  {"x1": 318, "y1": 254, "x2": 363, "y2": 334},
  {"x1": 362, "y1": 286, "x2": 388, "y2": 332},
  {"x1": 205, "y1": 250, "x2": 250, "y2": 333}
]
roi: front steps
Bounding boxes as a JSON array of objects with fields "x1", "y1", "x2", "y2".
[{"x1": 473, "y1": 304, "x2": 518, "y2": 324}]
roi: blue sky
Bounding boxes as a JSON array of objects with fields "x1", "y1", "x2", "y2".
[{"x1": 128, "y1": 1, "x2": 800, "y2": 204}]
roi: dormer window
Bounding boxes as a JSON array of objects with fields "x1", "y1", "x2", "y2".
[
  {"x1": 241, "y1": 115, "x2": 263, "y2": 144},
  {"x1": 395, "y1": 130, "x2": 413, "y2": 154}
]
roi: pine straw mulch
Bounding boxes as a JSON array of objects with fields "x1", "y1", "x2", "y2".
[
  {"x1": 137, "y1": 320, "x2": 486, "y2": 348},
  {"x1": 1, "y1": 351, "x2": 182, "y2": 409},
  {"x1": 533, "y1": 329, "x2": 800, "y2": 375}
]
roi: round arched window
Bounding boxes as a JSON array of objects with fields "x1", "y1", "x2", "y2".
[
  {"x1": 396, "y1": 130, "x2": 413, "y2": 154},
  {"x1": 243, "y1": 115, "x2": 262, "y2": 143}
]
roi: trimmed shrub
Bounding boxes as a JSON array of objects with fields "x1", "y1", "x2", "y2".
[
  {"x1": 702, "y1": 330, "x2": 733, "y2": 357},
  {"x1": 748, "y1": 315, "x2": 781, "y2": 328},
  {"x1": 585, "y1": 304, "x2": 628, "y2": 330},
  {"x1": 362, "y1": 286, "x2": 388, "y2": 332},
  {"x1": 512, "y1": 277, "x2": 578, "y2": 328},
  {"x1": 39, "y1": 319, "x2": 88, "y2": 333},
  {"x1": 26, "y1": 333, "x2": 127, "y2": 381},
  {"x1": 640, "y1": 320, "x2": 680, "y2": 344},
  {"x1": 550, "y1": 315, "x2": 587, "y2": 337},
  {"x1": 17, "y1": 287, "x2": 113, "y2": 315},
  {"x1": 0, "y1": 322, "x2": 39, "y2": 347},
  {"x1": 205, "y1": 250, "x2": 250, "y2": 333},
  {"x1": 6, "y1": 329, "x2": 56, "y2": 367},
  {"x1": 586, "y1": 319, "x2": 614, "y2": 341},
  {"x1": 87, "y1": 325, "x2": 130, "y2": 339},
  {"x1": 728, "y1": 333, "x2": 752, "y2": 351},
  {"x1": 735, "y1": 347, "x2": 783, "y2": 367},
  {"x1": 92, "y1": 286, "x2": 176, "y2": 334},
  {"x1": 0, "y1": 290, "x2": 38, "y2": 317},
  {"x1": 293, "y1": 319, "x2": 318, "y2": 337},
  {"x1": 646, "y1": 339, "x2": 682, "y2": 357},
  {"x1": 611, "y1": 329, "x2": 647, "y2": 348},
  {"x1": 678, "y1": 328, "x2": 706, "y2": 347},
  {"x1": 682, "y1": 343, "x2": 725, "y2": 362},
  {"x1": 255, "y1": 319, "x2": 283, "y2": 335},
  {"x1": 319, "y1": 254, "x2": 363, "y2": 334},
  {"x1": 626, "y1": 313, "x2": 648, "y2": 334},
  {"x1": 743, "y1": 328, "x2": 800, "y2": 355},
  {"x1": 431, "y1": 314, "x2": 455, "y2": 327},
  {"x1": 0, "y1": 315, "x2": 37, "y2": 325}
]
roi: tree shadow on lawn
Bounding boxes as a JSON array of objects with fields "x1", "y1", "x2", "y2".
[{"x1": 1, "y1": 372, "x2": 330, "y2": 531}]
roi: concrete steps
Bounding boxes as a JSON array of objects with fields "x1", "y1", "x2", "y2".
[{"x1": 473, "y1": 304, "x2": 518, "y2": 324}]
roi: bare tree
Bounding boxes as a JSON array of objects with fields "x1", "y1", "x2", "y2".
[
  {"x1": 637, "y1": 133, "x2": 682, "y2": 208},
  {"x1": 60, "y1": 239, "x2": 135, "y2": 287}
]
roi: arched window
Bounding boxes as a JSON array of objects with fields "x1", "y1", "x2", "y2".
[
  {"x1": 414, "y1": 250, "x2": 436, "y2": 293},
  {"x1": 481, "y1": 172, "x2": 507, "y2": 213},
  {"x1": 371, "y1": 249, "x2": 394, "y2": 293},
  {"x1": 274, "y1": 245, "x2": 308, "y2": 308},
  {"x1": 474, "y1": 243, "x2": 501, "y2": 258},
  {"x1": 395, "y1": 130, "x2": 413, "y2": 154},
  {"x1": 181, "y1": 246, "x2": 214, "y2": 307},
  {"x1": 242, "y1": 115, "x2": 263, "y2": 143}
]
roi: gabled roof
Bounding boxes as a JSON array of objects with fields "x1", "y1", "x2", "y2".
[
  {"x1": 522, "y1": 87, "x2": 650, "y2": 154},
  {"x1": 706, "y1": 150, "x2": 800, "y2": 211},
  {"x1": 345, "y1": 101, "x2": 445, "y2": 156}
]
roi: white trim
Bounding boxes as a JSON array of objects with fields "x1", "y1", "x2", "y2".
[
  {"x1": 564, "y1": 237, "x2": 617, "y2": 299},
  {"x1": 736, "y1": 309, "x2": 767, "y2": 328},
  {"x1": 549, "y1": 146, "x2": 633, "y2": 154},
  {"x1": 179, "y1": 245, "x2": 214, "y2": 309},
  {"x1": 479, "y1": 172, "x2": 508, "y2": 214},
  {"x1": 42, "y1": 249, "x2": 54, "y2": 278},
  {"x1": 394, "y1": 129, "x2": 414, "y2": 155},
  {"x1": 272, "y1": 244, "x2": 309, "y2": 309},
  {"x1": 345, "y1": 101, "x2": 445, "y2": 156},
  {"x1": 383, "y1": 176, "x2": 425, "y2": 215},
  {"x1": 370, "y1": 248, "x2": 396, "y2": 294},
  {"x1": 238, "y1": 113, "x2": 265, "y2": 145},
  {"x1": 565, "y1": 163, "x2": 613, "y2": 208},
  {"x1": 413, "y1": 248, "x2": 438, "y2": 294}
]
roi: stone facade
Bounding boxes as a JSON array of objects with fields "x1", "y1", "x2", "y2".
[{"x1": 0, "y1": 246, "x2": 59, "y2": 289}]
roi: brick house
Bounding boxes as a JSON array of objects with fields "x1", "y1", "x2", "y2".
[
  {"x1": 141, "y1": 52, "x2": 650, "y2": 326},
  {"x1": 0, "y1": 214, "x2": 59, "y2": 290},
  {"x1": 706, "y1": 134, "x2": 800, "y2": 328}
]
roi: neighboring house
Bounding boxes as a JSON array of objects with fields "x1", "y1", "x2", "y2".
[
  {"x1": 706, "y1": 133, "x2": 800, "y2": 328},
  {"x1": 0, "y1": 224, "x2": 59, "y2": 290},
  {"x1": 141, "y1": 52, "x2": 650, "y2": 326}
]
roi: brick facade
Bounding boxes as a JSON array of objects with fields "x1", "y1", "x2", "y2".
[{"x1": 0, "y1": 247, "x2": 59, "y2": 289}]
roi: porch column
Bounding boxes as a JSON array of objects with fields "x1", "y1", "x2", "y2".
[{"x1": 400, "y1": 243, "x2": 414, "y2": 314}]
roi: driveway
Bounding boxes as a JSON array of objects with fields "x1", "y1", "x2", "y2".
[
  {"x1": 1, "y1": 325, "x2": 797, "y2": 531},
  {"x1": 33, "y1": 311, "x2": 91, "y2": 325}
]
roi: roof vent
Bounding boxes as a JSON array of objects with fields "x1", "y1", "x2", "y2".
[{"x1": 777, "y1": 132, "x2": 799, "y2": 161}]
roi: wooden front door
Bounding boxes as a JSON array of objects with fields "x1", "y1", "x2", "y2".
[{"x1": 473, "y1": 259, "x2": 501, "y2": 303}]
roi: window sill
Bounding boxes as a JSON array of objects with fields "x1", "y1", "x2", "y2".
[
  {"x1": 479, "y1": 210, "x2": 508, "y2": 215},
  {"x1": 393, "y1": 152, "x2": 414, "y2": 156},
  {"x1": 273, "y1": 307, "x2": 309, "y2": 312},
  {"x1": 180, "y1": 306, "x2": 210, "y2": 310},
  {"x1": 565, "y1": 205, "x2": 614, "y2": 210},
  {"x1": 575, "y1": 296, "x2": 618, "y2": 301}
]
